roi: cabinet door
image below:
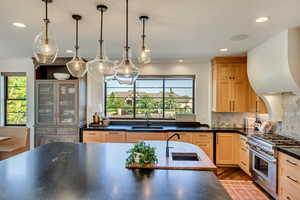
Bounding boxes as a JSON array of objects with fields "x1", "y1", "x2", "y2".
[
  {"x1": 248, "y1": 85, "x2": 258, "y2": 113},
  {"x1": 216, "y1": 133, "x2": 239, "y2": 165},
  {"x1": 216, "y1": 64, "x2": 233, "y2": 81},
  {"x1": 105, "y1": 132, "x2": 126, "y2": 143},
  {"x1": 232, "y1": 81, "x2": 248, "y2": 112},
  {"x1": 216, "y1": 81, "x2": 232, "y2": 112},
  {"x1": 83, "y1": 131, "x2": 106, "y2": 143},
  {"x1": 192, "y1": 133, "x2": 213, "y2": 161},
  {"x1": 36, "y1": 81, "x2": 57, "y2": 126},
  {"x1": 258, "y1": 98, "x2": 268, "y2": 114},
  {"x1": 57, "y1": 81, "x2": 78, "y2": 126}
]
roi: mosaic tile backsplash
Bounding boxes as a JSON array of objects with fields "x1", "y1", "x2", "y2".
[{"x1": 279, "y1": 93, "x2": 300, "y2": 140}]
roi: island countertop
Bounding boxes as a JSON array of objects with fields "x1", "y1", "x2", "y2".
[{"x1": 0, "y1": 142, "x2": 231, "y2": 200}]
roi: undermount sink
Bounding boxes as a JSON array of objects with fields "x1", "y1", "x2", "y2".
[
  {"x1": 131, "y1": 126, "x2": 164, "y2": 130},
  {"x1": 171, "y1": 153, "x2": 200, "y2": 161}
]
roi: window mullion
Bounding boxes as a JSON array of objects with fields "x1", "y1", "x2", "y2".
[
  {"x1": 133, "y1": 82, "x2": 136, "y2": 119},
  {"x1": 163, "y1": 78, "x2": 165, "y2": 119}
]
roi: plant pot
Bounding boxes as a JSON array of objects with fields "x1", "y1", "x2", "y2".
[{"x1": 133, "y1": 152, "x2": 144, "y2": 163}]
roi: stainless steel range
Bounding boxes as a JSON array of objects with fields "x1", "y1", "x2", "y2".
[{"x1": 248, "y1": 134, "x2": 300, "y2": 199}]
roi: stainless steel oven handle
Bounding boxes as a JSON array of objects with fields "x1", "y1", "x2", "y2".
[{"x1": 250, "y1": 148, "x2": 277, "y2": 163}]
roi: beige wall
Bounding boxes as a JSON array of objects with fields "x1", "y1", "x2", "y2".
[
  {"x1": 0, "y1": 58, "x2": 35, "y2": 148},
  {"x1": 87, "y1": 61, "x2": 212, "y2": 125}
]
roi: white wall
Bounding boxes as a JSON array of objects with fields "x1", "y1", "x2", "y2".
[
  {"x1": 0, "y1": 58, "x2": 35, "y2": 148},
  {"x1": 87, "y1": 61, "x2": 212, "y2": 125}
]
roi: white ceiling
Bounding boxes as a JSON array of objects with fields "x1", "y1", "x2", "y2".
[{"x1": 1, "y1": 0, "x2": 300, "y2": 61}]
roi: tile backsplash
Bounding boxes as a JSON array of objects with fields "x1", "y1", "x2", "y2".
[
  {"x1": 212, "y1": 112, "x2": 269, "y2": 128},
  {"x1": 279, "y1": 93, "x2": 300, "y2": 140}
]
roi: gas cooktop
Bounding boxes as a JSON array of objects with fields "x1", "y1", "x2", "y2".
[{"x1": 252, "y1": 134, "x2": 300, "y2": 146}]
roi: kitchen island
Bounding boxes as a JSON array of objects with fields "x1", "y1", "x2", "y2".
[{"x1": 0, "y1": 142, "x2": 231, "y2": 200}]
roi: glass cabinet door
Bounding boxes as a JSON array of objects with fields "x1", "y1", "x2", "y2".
[
  {"x1": 36, "y1": 81, "x2": 56, "y2": 125},
  {"x1": 57, "y1": 82, "x2": 78, "y2": 126}
]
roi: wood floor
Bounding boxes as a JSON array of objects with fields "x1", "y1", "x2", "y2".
[{"x1": 216, "y1": 167, "x2": 252, "y2": 181}]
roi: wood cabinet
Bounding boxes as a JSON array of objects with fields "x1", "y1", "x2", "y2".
[
  {"x1": 83, "y1": 131, "x2": 126, "y2": 143},
  {"x1": 248, "y1": 85, "x2": 268, "y2": 114},
  {"x1": 216, "y1": 132, "x2": 239, "y2": 165},
  {"x1": 212, "y1": 57, "x2": 268, "y2": 113},
  {"x1": 238, "y1": 135, "x2": 251, "y2": 176},
  {"x1": 192, "y1": 133, "x2": 214, "y2": 161},
  {"x1": 212, "y1": 57, "x2": 248, "y2": 112},
  {"x1": 35, "y1": 80, "x2": 87, "y2": 146},
  {"x1": 278, "y1": 152, "x2": 300, "y2": 200},
  {"x1": 126, "y1": 132, "x2": 167, "y2": 143}
]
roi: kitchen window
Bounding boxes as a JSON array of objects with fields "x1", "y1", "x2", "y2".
[
  {"x1": 105, "y1": 76, "x2": 195, "y2": 119},
  {"x1": 4, "y1": 76, "x2": 27, "y2": 126}
]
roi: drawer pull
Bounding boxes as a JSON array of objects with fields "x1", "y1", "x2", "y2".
[
  {"x1": 286, "y1": 160, "x2": 298, "y2": 166},
  {"x1": 287, "y1": 176, "x2": 298, "y2": 184},
  {"x1": 241, "y1": 148, "x2": 247, "y2": 152},
  {"x1": 286, "y1": 196, "x2": 291, "y2": 200},
  {"x1": 88, "y1": 133, "x2": 96, "y2": 135},
  {"x1": 241, "y1": 161, "x2": 246, "y2": 166}
]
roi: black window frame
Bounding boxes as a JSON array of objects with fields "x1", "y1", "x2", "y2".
[
  {"x1": 4, "y1": 76, "x2": 27, "y2": 126},
  {"x1": 104, "y1": 75, "x2": 195, "y2": 120}
]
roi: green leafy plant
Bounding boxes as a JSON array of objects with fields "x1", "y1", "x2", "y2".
[{"x1": 126, "y1": 141, "x2": 158, "y2": 167}]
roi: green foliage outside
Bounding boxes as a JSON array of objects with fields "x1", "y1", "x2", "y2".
[{"x1": 6, "y1": 77, "x2": 27, "y2": 125}]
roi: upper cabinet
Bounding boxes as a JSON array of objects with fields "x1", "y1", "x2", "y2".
[
  {"x1": 212, "y1": 57, "x2": 268, "y2": 113},
  {"x1": 212, "y1": 57, "x2": 248, "y2": 112}
]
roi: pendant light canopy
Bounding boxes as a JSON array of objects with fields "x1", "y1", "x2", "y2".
[
  {"x1": 33, "y1": 0, "x2": 58, "y2": 64},
  {"x1": 87, "y1": 5, "x2": 114, "y2": 81},
  {"x1": 113, "y1": 0, "x2": 139, "y2": 85},
  {"x1": 138, "y1": 16, "x2": 151, "y2": 65},
  {"x1": 66, "y1": 15, "x2": 87, "y2": 78}
]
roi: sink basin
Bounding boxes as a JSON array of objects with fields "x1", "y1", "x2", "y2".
[
  {"x1": 131, "y1": 126, "x2": 164, "y2": 130},
  {"x1": 171, "y1": 153, "x2": 200, "y2": 161}
]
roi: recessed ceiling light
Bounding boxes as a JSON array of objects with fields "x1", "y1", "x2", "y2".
[
  {"x1": 219, "y1": 48, "x2": 228, "y2": 52},
  {"x1": 255, "y1": 17, "x2": 269, "y2": 23},
  {"x1": 66, "y1": 50, "x2": 73, "y2": 53},
  {"x1": 12, "y1": 22, "x2": 26, "y2": 28},
  {"x1": 178, "y1": 59, "x2": 183, "y2": 63}
]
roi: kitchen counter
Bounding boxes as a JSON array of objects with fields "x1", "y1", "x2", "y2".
[
  {"x1": 0, "y1": 143, "x2": 232, "y2": 200},
  {"x1": 127, "y1": 141, "x2": 216, "y2": 171},
  {"x1": 82, "y1": 125, "x2": 255, "y2": 136},
  {"x1": 277, "y1": 147, "x2": 300, "y2": 160}
]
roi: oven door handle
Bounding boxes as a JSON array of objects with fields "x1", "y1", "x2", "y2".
[{"x1": 250, "y1": 148, "x2": 276, "y2": 163}]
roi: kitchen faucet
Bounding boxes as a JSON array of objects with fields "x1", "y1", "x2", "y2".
[
  {"x1": 166, "y1": 133, "x2": 181, "y2": 157},
  {"x1": 145, "y1": 112, "x2": 151, "y2": 127}
]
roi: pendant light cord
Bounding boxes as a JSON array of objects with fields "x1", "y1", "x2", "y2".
[
  {"x1": 125, "y1": 0, "x2": 129, "y2": 61},
  {"x1": 142, "y1": 18, "x2": 146, "y2": 50},
  {"x1": 44, "y1": 0, "x2": 50, "y2": 43},
  {"x1": 75, "y1": 19, "x2": 79, "y2": 57},
  {"x1": 99, "y1": 9, "x2": 104, "y2": 59}
]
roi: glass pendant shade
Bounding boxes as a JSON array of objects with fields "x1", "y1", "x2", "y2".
[
  {"x1": 87, "y1": 43, "x2": 114, "y2": 81},
  {"x1": 66, "y1": 53, "x2": 87, "y2": 78},
  {"x1": 33, "y1": 30, "x2": 58, "y2": 64},
  {"x1": 114, "y1": 47, "x2": 139, "y2": 85},
  {"x1": 138, "y1": 47, "x2": 151, "y2": 64}
]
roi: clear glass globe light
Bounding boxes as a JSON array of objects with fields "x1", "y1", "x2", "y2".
[
  {"x1": 113, "y1": 47, "x2": 139, "y2": 85},
  {"x1": 66, "y1": 54, "x2": 87, "y2": 78},
  {"x1": 138, "y1": 47, "x2": 151, "y2": 64},
  {"x1": 87, "y1": 43, "x2": 114, "y2": 81},
  {"x1": 33, "y1": 30, "x2": 58, "y2": 64}
]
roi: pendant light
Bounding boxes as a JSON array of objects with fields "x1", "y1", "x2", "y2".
[
  {"x1": 138, "y1": 16, "x2": 151, "y2": 64},
  {"x1": 66, "y1": 15, "x2": 87, "y2": 78},
  {"x1": 113, "y1": 0, "x2": 139, "y2": 85},
  {"x1": 33, "y1": 0, "x2": 58, "y2": 64},
  {"x1": 87, "y1": 5, "x2": 114, "y2": 81}
]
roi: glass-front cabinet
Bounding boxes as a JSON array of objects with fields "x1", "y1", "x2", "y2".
[{"x1": 35, "y1": 80, "x2": 86, "y2": 146}]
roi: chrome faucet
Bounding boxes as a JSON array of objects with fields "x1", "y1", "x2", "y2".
[
  {"x1": 145, "y1": 112, "x2": 151, "y2": 127},
  {"x1": 166, "y1": 133, "x2": 180, "y2": 157}
]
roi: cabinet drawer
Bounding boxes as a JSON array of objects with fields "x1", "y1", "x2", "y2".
[
  {"x1": 240, "y1": 135, "x2": 248, "y2": 147},
  {"x1": 126, "y1": 132, "x2": 166, "y2": 143},
  {"x1": 83, "y1": 131, "x2": 106, "y2": 143},
  {"x1": 280, "y1": 175, "x2": 300, "y2": 200},
  {"x1": 105, "y1": 132, "x2": 126, "y2": 143},
  {"x1": 192, "y1": 133, "x2": 212, "y2": 141},
  {"x1": 168, "y1": 132, "x2": 193, "y2": 143}
]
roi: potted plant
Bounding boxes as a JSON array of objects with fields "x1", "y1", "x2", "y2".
[{"x1": 126, "y1": 141, "x2": 158, "y2": 167}]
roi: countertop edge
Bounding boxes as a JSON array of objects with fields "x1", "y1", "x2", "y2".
[{"x1": 277, "y1": 147, "x2": 300, "y2": 160}]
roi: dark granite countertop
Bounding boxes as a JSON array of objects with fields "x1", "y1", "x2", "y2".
[
  {"x1": 277, "y1": 147, "x2": 300, "y2": 160},
  {"x1": 82, "y1": 125, "x2": 255, "y2": 136},
  {"x1": 0, "y1": 143, "x2": 232, "y2": 200}
]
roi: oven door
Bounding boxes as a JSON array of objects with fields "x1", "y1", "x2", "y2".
[{"x1": 250, "y1": 148, "x2": 277, "y2": 198}]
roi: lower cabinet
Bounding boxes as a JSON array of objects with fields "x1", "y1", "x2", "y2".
[
  {"x1": 192, "y1": 133, "x2": 214, "y2": 161},
  {"x1": 83, "y1": 131, "x2": 126, "y2": 143},
  {"x1": 238, "y1": 135, "x2": 251, "y2": 176},
  {"x1": 278, "y1": 152, "x2": 300, "y2": 200},
  {"x1": 216, "y1": 133, "x2": 239, "y2": 165},
  {"x1": 126, "y1": 132, "x2": 167, "y2": 143}
]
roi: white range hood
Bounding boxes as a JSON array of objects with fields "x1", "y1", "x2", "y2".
[{"x1": 247, "y1": 27, "x2": 300, "y2": 121}]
